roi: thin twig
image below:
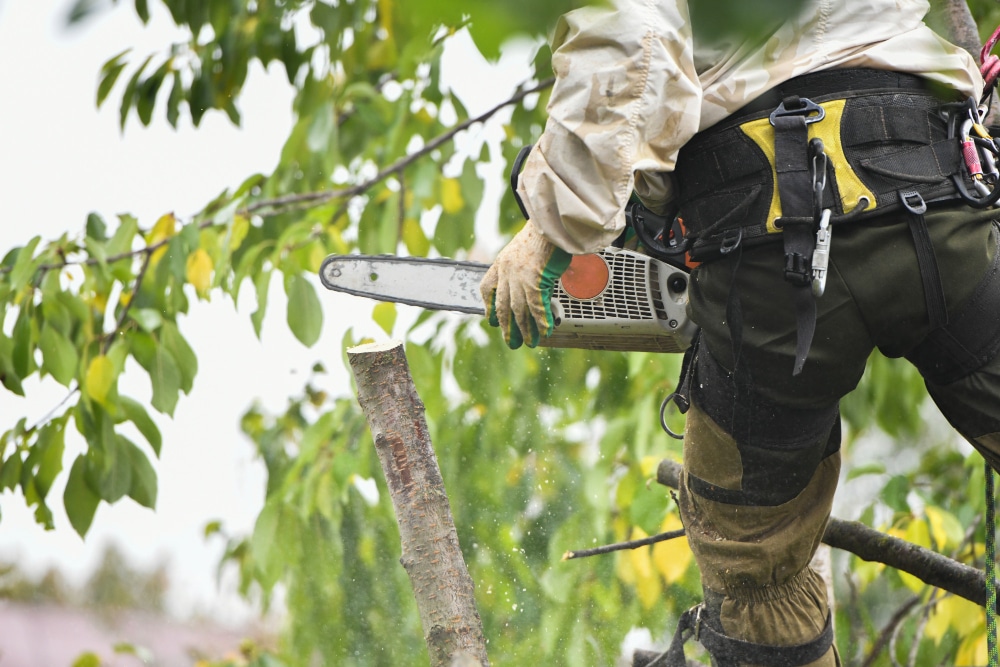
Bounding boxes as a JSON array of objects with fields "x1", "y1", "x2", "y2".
[
  {"x1": 860, "y1": 595, "x2": 921, "y2": 667},
  {"x1": 563, "y1": 528, "x2": 686, "y2": 560},
  {"x1": 242, "y1": 77, "x2": 555, "y2": 218},
  {"x1": 102, "y1": 249, "x2": 152, "y2": 354}
]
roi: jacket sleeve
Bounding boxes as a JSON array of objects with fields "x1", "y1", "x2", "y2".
[{"x1": 517, "y1": 0, "x2": 702, "y2": 255}]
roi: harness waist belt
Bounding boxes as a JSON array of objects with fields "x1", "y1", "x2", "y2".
[{"x1": 675, "y1": 68, "x2": 966, "y2": 261}]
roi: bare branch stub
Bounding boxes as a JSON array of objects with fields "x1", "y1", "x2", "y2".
[{"x1": 349, "y1": 340, "x2": 490, "y2": 667}]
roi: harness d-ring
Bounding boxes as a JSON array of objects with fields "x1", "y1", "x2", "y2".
[{"x1": 659, "y1": 393, "x2": 685, "y2": 440}]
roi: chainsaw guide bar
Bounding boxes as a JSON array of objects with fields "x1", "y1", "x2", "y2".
[{"x1": 320, "y1": 247, "x2": 696, "y2": 353}]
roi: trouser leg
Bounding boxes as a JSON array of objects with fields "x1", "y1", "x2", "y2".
[
  {"x1": 905, "y1": 223, "x2": 1000, "y2": 470},
  {"x1": 678, "y1": 349, "x2": 840, "y2": 666}
]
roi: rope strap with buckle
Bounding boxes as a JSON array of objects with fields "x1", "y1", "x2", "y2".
[{"x1": 650, "y1": 603, "x2": 835, "y2": 667}]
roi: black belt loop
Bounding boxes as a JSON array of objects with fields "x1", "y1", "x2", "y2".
[
  {"x1": 900, "y1": 190, "x2": 949, "y2": 331},
  {"x1": 773, "y1": 105, "x2": 820, "y2": 376}
]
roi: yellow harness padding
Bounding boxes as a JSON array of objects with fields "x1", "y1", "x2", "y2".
[{"x1": 740, "y1": 99, "x2": 877, "y2": 234}]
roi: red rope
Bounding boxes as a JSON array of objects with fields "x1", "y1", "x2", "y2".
[{"x1": 981, "y1": 24, "x2": 1000, "y2": 90}]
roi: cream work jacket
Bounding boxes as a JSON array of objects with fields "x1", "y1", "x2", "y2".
[{"x1": 518, "y1": 0, "x2": 984, "y2": 254}]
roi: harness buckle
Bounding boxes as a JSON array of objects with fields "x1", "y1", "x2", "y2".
[
  {"x1": 719, "y1": 228, "x2": 743, "y2": 255},
  {"x1": 899, "y1": 190, "x2": 927, "y2": 215},
  {"x1": 784, "y1": 252, "x2": 812, "y2": 286},
  {"x1": 769, "y1": 96, "x2": 826, "y2": 126}
]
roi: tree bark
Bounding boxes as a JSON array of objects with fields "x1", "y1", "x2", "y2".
[
  {"x1": 656, "y1": 459, "x2": 987, "y2": 606},
  {"x1": 348, "y1": 340, "x2": 489, "y2": 667},
  {"x1": 930, "y1": 0, "x2": 982, "y2": 62}
]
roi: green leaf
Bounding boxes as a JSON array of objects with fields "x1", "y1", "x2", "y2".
[
  {"x1": 161, "y1": 321, "x2": 197, "y2": 394},
  {"x1": 285, "y1": 273, "x2": 323, "y2": 347},
  {"x1": 130, "y1": 308, "x2": 163, "y2": 332},
  {"x1": 29, "y1": 418, "x2": 67, "y2": 500},
  {"x1": 0, "y1": 334, "x2": 25, "y2": 396},
  {"x1": 881, "y1": 475, "x2": 911, "y2": 514},
  {"x1": 166, "y1": 71, "x2": 183, "y2": 128},
  {"x1": 86, "y1": 213, "x2": 108, "y2": 241},
  {"x1": 252, "y1": 500, "x2": 284, "y2": 588},
  {"x1": 119, "y1": 396, "x2": 162, "y2": 457},
  {"x1": 0, "y1": 453, "x2": 22, "y2": 491},
  {"x1": 846, "y1": 462, "x2": 886, "y2": 481},
  {"x1": 97, "y1": 51, "x2": 129, "y2": 108},
  {"x1": 119, "y1": 54, "x2": 154, "y2": 131},
  {"x1": 39, "y1": 324, "x2": 79, "y2": 387},
  {"x1": 149, "y1": 347, "x2": 181, "y2": 416},
  {"x1": 86, "y1": 435, "x2": 133, "y2": 503},
  {"x1": 64, "y1": 455, "x2": 100, "y2": 537},
  {"x1": 134, "y1": 0, "x2": 149, "y2": 23},
  {"x1": 124, "y1": 437, "x2": 157, "y2": 509},
  {"x1": 107, "y1": 214, "x2": 139, "y2": 257},
  {"x1": 251, "y1": 269, "x2": 271, "y2": 339},
  {"x1": 10, "y1": 236, "x2": 42, "y2": 293},
  {"x1": 71, "y1": 651, "x2": 102, "y2": 667}
]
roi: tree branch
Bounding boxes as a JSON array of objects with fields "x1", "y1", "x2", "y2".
[
  {"x1": 242, "y1": 77, "x2": 555, "y2": 218},
  {"x1": 655, "y1": 459, "x2": 989, "y2": 607}
]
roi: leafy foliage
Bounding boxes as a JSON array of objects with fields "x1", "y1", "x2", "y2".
[{"x1": 2, "y1": 0, "x2": 1000, "y2": 665}]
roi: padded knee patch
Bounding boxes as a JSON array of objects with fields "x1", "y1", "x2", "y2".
[{"x1": 689, "y1": 348, "x2": 841, "y2": 506}]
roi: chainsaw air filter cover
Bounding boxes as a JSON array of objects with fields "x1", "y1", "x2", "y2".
[{"x1": 546, "y1": 246, "x2": 696, "y2": 353}]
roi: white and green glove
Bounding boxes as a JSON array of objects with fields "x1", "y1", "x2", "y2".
[{"x1": 479, "y1": 223, "x2": 571, "y2": 349}]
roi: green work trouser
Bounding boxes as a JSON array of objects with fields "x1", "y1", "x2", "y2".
[{"x1": 680, "y1": 204, "x2": 1000, "y2": 665}]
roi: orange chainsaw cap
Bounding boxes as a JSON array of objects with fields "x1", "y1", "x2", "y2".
[{"x1": 560, "y1": 254, "x2": 609, "y2": 300}]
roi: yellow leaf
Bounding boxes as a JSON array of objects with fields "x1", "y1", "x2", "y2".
[
  {"x1": 118, "y1": 291, "x2": 132, "y2": 307},
  {"x1": 415, "y1": 107, "x2": 434, "y2": 125},
  {"x1": 927, "y1": 595, "x2": 983, "y2": 645},
  {"x1": 640, "y1": 456, "x2": 660, "y2": 478},
  {"x1": 309, "y1": 245, "x2": 325, "y2": 273},
  {"x1": 899, "y1": 520, "x2": 932, "y2": 592},
  {"x1": 85, "y1": 355, "x2": 115, "y2": 406},
  {"x1": 625, "y1": 528, "x2": 661, "y2": 610},
  {"x1": 186, "y1": 248, "x2": 214, "y2": 298},
  {"x1": 925, "y1": 506, "x2": 963, "y2": 551},
  {"x1": 653, "y1": 514, "x2": 692, "y2": 584},
  {"x1": 956, "y1": 626, "x2": 987, "y2": 664},
  {"x1": 229, "y1": 214, "x2": 250, "y2": 252},
  {"x1": 402, "y1": 219, "x2": 430, "y2": 257},
  {"x1": 373, "y1": 302, "x2": 396, "y2": 335},
  {"x1": 147, "y1": 213, "x2": 176, "y2": 265},
  {"x1": 441, "y1": 178, "x2": 464, "y2": 214}
]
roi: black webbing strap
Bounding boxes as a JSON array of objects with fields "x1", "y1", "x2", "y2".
[
  {"x1": 773, "y1": 102, "x2": 819, "y2": 376},
  {"x1": 900, "y1": 191, "x2": 949, "y2": 332},
  {"x1": 657, "y1": 605, "x2": 835, "y2": 666}
]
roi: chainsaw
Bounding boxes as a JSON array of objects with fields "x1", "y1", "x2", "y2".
[{"x1": 319, "y1": 243, "x2": 697, "y2": 353}]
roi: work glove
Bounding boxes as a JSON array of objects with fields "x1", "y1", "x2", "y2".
[{"x1": 480, "y1": 223, "x2": 571, "y2": 349}]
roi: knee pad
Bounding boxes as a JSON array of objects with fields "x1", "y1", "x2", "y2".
[{"x1": 689, "y1": 348, "x2": 841, "y2": 506}]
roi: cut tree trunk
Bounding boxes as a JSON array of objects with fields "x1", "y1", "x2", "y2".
[{"x1": 348, "y1": 340, "x2": 489, "y2": 667}]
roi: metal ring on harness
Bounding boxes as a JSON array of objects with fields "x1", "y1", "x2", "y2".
[{"x1": 659, "y1": 393, "x2": 685, "y2": 440}]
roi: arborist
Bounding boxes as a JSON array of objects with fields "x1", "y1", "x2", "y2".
[{"x1": 479, "y1": 0, "x2": 1000, "y2": 663}]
